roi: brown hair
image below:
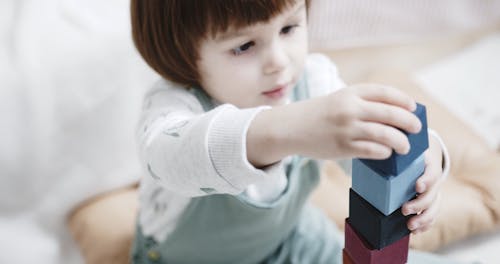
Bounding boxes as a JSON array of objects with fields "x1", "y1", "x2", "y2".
[{"x1": 131, "y1": 0, "x2": 309, "y2": 88}]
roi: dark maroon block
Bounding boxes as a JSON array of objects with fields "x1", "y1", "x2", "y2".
[
  {"x1": 344, "y1": 220, "x2": 409, "y2": 264},
  {"x1": 348, "y1": 189, "x2": 412, "y2": 249},
  {"x1": 343, "y1": 249, "x2": 355, "y2": 264}
]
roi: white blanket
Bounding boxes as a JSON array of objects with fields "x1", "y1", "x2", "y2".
[
  {"x1": 0, "y1": 1, "x2": 156, "y2": 263},
  {"x1": 415, "y1": 33, "x2": 500, "y2": 150}
]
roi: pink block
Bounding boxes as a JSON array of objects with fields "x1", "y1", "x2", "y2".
[{"x1": 344, "y1": 219, "x2": 409, "y2": 264}]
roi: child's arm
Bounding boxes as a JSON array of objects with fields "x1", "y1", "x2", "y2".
[
  {"x1": 247, "y1": 84, "x2": 422, "y2": 167},
  {"x1": 138, "y1": 82, "x2": 281, "y2": 197}
]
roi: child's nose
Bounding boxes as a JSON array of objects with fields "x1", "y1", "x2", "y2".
[{"x1": 263, "y1": 41, "x2": 289, "y2": 75}]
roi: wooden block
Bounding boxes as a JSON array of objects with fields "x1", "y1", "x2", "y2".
[
  {"x1": 343, "y1": 248, "x2": 355, "y2": 264},
  {"x1": 344, "y1": 220, "x2": 409, "y2": 264},
  {"x1": 349, "y1": 189, "x2": 412, "y2": 249},
  {"x1": 352, "y1": 154, "x2": 424, "y2": 215},
  {"x1": 360, "y1": 103, "x2": 429, "y2": 175}
]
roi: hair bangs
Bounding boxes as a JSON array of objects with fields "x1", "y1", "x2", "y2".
[
  {"x1": 199, "y1": 0, "x2": 305, "y2": 38},
  {"x1": 131, "y1": 0, "x2": 309, "y2": 87}
]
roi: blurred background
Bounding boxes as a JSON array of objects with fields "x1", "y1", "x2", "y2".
[
  {"x1": 1, "y1": 0, "x2": 499, "y2": 263},
  {"x1": 308, "y1": 1, "x2": 500, "y2": 263}
]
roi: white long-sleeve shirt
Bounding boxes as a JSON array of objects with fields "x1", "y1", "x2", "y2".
[{"x1": 137, "y1": 54, "x2": 346, "y2": 242}]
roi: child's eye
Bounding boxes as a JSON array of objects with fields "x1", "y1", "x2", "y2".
[
  {"x1": 231, "y1": 41, "x2": 255, "y2": 56},
  {"x1": 281, "y1": 25, "x2": 299, "y2": 35}
]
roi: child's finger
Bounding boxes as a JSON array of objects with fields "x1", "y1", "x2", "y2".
[
  {"x1": 413, "y1": 221, "x2": 433, "y2": 234},
  {"x1": 407, "y1": 193, "x2": 441, "y2": 233},
  {"x1": 416, "y1": 157, "x2": 442, "y2": 194},
  {"x1": 402, "y1": 183, "x2": 439, "y2": 216},
  {"x1": 415, "y1": 169, "x2": 440, "y2": 194},
  {"x1": 360, "y1": 101, "x2": 421, "y2": 134},
  {"x1": 350, "y1": 140, "x2": 392, "y2": 160},
  {"x1": 354, "y1": 122, "x2": 410, "y2": 155},
  {"x1": 355, "y1": 84, "x2": 417, "y2": 112}
]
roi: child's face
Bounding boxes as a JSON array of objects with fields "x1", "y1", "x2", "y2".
[{"x1": 197, "y1": 1, "x2": 308, "y2": 108}]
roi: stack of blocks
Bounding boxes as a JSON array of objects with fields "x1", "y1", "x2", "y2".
[{"x1": 343, "y1": 103, "x2": 429, "y2": 264}]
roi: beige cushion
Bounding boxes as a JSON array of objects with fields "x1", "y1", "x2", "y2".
[{"x1": 68, "y1": 186, "x2": 138, "y2": 264}]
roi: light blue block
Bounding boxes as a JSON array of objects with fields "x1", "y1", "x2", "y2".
[{"x1": 352, "y1": 154, "x2": 425, "y2": 215}]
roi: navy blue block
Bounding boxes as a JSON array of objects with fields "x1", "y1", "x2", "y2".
[
  {"x1": 360, "y1": 103, "x2": 429, "y2": 176},
  {"x1": 348, "y1": 189, "x2": 413, "y2": 250}
]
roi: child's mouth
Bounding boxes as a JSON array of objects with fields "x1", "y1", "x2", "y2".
[{"x1": 263, "y1": 85, "x2": 287, "y2": 99}]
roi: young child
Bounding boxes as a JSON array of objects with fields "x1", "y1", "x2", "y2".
[{"x1": 130, "y1": 0, "x2": 453, "y2": 263}]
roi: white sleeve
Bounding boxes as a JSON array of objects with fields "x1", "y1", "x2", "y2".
[
  {"x1": 137, "y1": 81, "x2": 273, "y2": 197},
  {"x1": 305, "y1": 53, "x2": 347, "y2": 98},
  {"x1": 427, "y1": 128, "x2": 451, "y2": 179}
]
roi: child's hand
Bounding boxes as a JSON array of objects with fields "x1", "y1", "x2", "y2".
[
  {"x1": 247, "y1": 84, "x2": 421, "y2": 166},
  {"x1": 402, "y1": 136, "x2": 445, "y2": 234},
  {"x1": 291, "y1": 84, "x2": 421, "y2": 160}
]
